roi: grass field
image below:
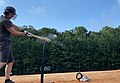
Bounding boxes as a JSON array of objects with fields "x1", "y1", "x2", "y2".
[{"x1": 0, "y1": 69, "x2": 120, "y2": 83}]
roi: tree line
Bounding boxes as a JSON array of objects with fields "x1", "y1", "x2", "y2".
[{"x1": 1, "y1": 25, "x2": 120, "y2": 75}]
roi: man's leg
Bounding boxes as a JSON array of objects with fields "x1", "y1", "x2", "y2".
[{"x1": 5, "y1": 62, "x2": 14, "y2": 79}]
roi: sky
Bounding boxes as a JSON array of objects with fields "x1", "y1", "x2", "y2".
[{"x1": 0, "y1": 0, "x2": 120, "y2": 32}]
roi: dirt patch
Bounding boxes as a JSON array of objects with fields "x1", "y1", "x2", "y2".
[{"x1": 0, "y1": 69, "x2": 120, "y2": 83}]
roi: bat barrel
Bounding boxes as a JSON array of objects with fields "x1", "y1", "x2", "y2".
[{"x1": 32, "y1": 34, "x2": 51, "y2": 42}]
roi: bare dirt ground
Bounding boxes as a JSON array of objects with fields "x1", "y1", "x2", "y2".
[{"x1": 0, "y1": 69, "x2": 120, "y2": 83}]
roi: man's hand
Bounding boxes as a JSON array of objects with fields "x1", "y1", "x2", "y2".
[
  {"x1": 23, "y1": 30, "x2": 33, "y2": 37},
  {"x1": 26, "y1": 32, "x2": 33, "y2": 37}
]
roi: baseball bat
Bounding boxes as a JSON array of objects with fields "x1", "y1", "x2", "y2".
[{"x1": 32, "y1": 34, "x2": 51, "y2": 42}]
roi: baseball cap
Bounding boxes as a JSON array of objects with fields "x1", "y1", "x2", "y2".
[{"x1": 4, "y1": 6, "x2": 16, "y2": 15}]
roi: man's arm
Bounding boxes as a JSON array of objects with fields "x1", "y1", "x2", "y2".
[
  {"x1": 6, "y1": 26, "x2": 26, "y2": 36},
  {"x1": 12, "y1": 24, "x2": 22, "y2": 31}
]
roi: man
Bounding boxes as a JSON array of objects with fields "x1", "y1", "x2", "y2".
[{"x1": 0, "y1": 6, "x2": 31, "y2": 83}]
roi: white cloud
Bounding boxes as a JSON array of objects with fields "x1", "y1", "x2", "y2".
[
  {"x1": 90, "y1": 1, "x2": 120, "y2": 30},
  {"x1": 118, "y1": 0, "x2": 120, "y2": 6},
  {"x1": 0, "y1": 0, "x2": 10, "y2": 7},
  {"x1": 29, "y1": 6, "x2": 46, "y2": 16}
]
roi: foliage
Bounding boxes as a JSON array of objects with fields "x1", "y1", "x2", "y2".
[{"x1": 7, "y1": 25, "x2": 120, "y2": 75}]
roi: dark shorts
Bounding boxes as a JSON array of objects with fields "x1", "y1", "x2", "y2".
[{"x1": 0, "y1": 40, "x2": 14, "y2": 63}]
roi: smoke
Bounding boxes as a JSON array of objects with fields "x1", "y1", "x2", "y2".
[
  {"x1": 47, "y1": 34, "x2": 57, "y2": 40},
  {"x1": 56, "y1": 41, "x2": 63, "y2": 47},
  {"x1": 47, "y1": 33, "x2": 63, "y2": 47}
]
